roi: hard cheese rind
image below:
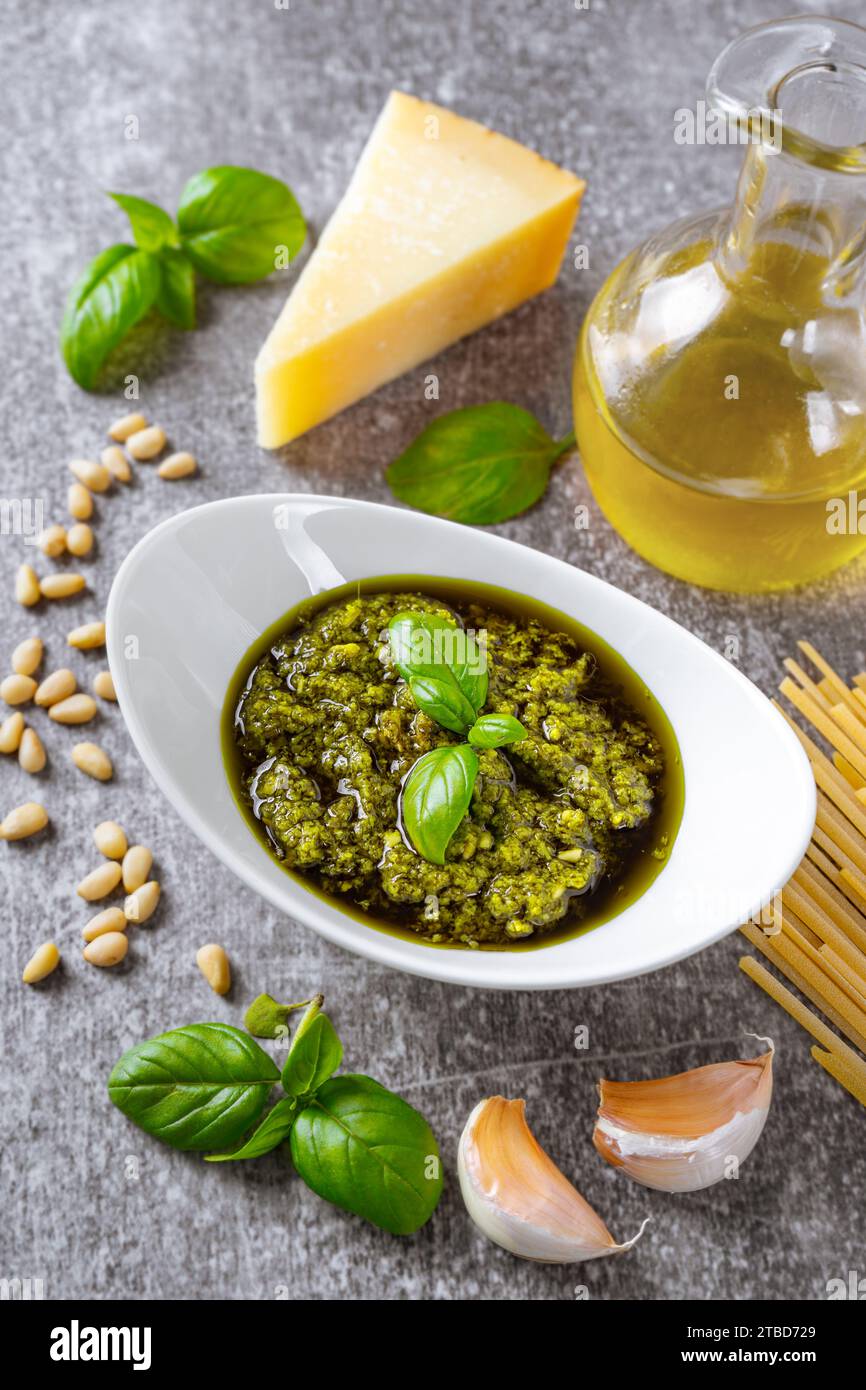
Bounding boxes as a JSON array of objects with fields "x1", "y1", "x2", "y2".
[{"x1": 255, "y1": 91, "x2": 585, "y2": 447}]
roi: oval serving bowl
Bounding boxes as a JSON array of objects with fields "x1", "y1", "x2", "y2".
[{"x1": 106, "y1": 494, "x2": 815, "y2": 991}]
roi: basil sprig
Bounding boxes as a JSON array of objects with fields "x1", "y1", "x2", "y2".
[
  {"x1": 386, "y1": 403, "x2": 576, "y2": 525},
  {"x1": 108, "y1": 996, "x2": 443, "y2": 1236},
  {"x1": 387, "y1": 611, "x2": 526, "y2": 864},
  {"x1": 60, "y1": 165, "x2": 306, "y2": 389}
]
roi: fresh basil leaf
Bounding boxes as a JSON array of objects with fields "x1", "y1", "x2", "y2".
[
  {"x1": 467, "y1": 713, "x2": 527, "y2": 749},
  {"x1": 401, "y1": 744, "x2": 477, "y2": 865},
  {"x1": 205, "y1": 1096, "x2": 297, "y2": 1162},
  {"x1": 176, "y1": 165, "x2": 306, "y2": 284},
  {"x1": 108, "y1": 1023, "x2": 279, "y2": 1151},
  {"x1": 109, "y1": 192, "x2": 177, "y2": 252},
  {"x1": 388, "y1": 611, "x2": 487, "y2": 731},
  {"x1": 290, "y1": 1075, "x2": 444, "y2": 1235},
  {"x1": 386, "y1": 403, "x2": 575, "y2": 525},
  {"x1": 60, "y1": 244, "x2": 160, "y2": 389},
  {"x1": 244, "y1": 992, "x2": 294, "y2": 1039},
  {"x1": 156, "y1": 248, "x2": 196, "y2": 329},
  {"x1": 281, "y1": 1013, "x2": 343, "y2": 1098}
]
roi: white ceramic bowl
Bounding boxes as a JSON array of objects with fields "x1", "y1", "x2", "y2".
[{"x1": 106, "y1": 494, "x2": 815, "y2": 990}]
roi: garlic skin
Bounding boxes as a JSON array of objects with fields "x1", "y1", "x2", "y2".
[
  {"x1": 593, "y1": 1045, "x2": 774, "y2": 1193},
  {"x1": 458, "y1": 1096, "x2": 649, "y2": 1264}
]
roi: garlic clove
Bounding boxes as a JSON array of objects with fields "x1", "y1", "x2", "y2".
[
  {"x1": 458, "y1": 1096, "x2": 648, "y2": 1264},
  {"x1": 593, "y1": 1042, "x2": 774, "y2": 1194}
]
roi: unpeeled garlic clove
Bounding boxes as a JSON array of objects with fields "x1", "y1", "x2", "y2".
[
  {"x1": 592, "y1": 1041, "x2": 774, "y2": 1193},
  {"x1": 458, "y1": 1096, "x2": 648, "y2": 1264}
]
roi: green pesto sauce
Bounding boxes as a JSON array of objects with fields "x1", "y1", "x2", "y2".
[{"x1": 222, "y1": 577, "x2": 684, "y2": 951}]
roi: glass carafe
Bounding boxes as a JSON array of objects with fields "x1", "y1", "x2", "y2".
[{"x1": 573, "y1": 15, "x2": 866, "y2": 592}]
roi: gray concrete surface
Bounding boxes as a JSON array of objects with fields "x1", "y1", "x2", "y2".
[{"x1": 1, "y1": 0, "x2": 865, "y2": 1302}]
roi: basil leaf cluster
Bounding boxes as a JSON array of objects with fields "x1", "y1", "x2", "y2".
[
  {"x1": 387, "y1": 611, "x2": 527, "y2": 865},
  {"x1": 61, "y1": 166, "x2": 306, "y2": 389},
  {"x1": 107, "y1": 998, "x2": 443, "y2": 1236}
]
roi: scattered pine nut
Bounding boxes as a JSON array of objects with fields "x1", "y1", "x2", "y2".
[
  {"x1": 76, "y1": 860, "x2": 122, "y2": 901},
  {"x1": 83, "y1": 932, "x2": 128, "y2": 967},
  {"x1": 68, "y1": 482, "x2": 93, "y2": 521},
  {"x1": 108, "y1": 412, "x2": 147, "y2": 442},
  {"x1": 40, "y1": 573, "x2": 86, "y2": 600},
  {"x1": 19, "y1": 727, "x2": 46, "y2": 774},
  {"x1": 69, "y1": 458, "x2": 111, "y2": 493},
  {"x1": 100, "y1": 445, "x2": 131, "y2": 483},
  {"x1": 94, "y1": 820, "x2": 127, "y2": 859},
  {"x1": 23, "y1": 941, "x2": 60, "y2": 984},
  {"x1": 0, "y1": 712, "x2": 25, "y2": 754},
  {"x1": 12, "y1": 637, "x2": 42, "y2": 677},
  {"x1": 82, "y1": 907, "x2": 127, "y2": 942},
  {"x1": 126, "y1": 425, "x2": 166, "y2": 460},
  {"x1": 93, "y1": 670, "x2": 116, "y2": 701},
  {"x1": 124, "y1": 879, "x2": 160, "y2": 923},
  {"x1": 38, "y1": 524, "x2": 67, "y2": 558},
  {"x1": 35, "y1": 668, "x2": 76, "y2": 707},
  {"x1": 72, "y1": 741, "x2": 113, "y2": 780},
  {"x1": 0, "y1": 801, "x2": 48, "y2": 840},
  {"x1": 49, "y1": 693, "x2": 97, "y2": 725},
  {"x1": 68, "y1": 621, "x2": 105, "y2": 650},
  {"x1": 122, "y1": 844, "x2": 153, "y2": 892},
  {"x1": 66, "y1": 523, "x2": 94, "y2": 557},
  {"x1": 15, "y1": 564, "x2": 41, "y2": 608},
  {"x1": 196, "y1": 943, "x2": 231, "y2": 995},
  {"x1": 158, "y1": 451, "x2": 197, "y2": 480},
  {"x1": 1, "y1": 674, "x2": 37, "y2": 706}
]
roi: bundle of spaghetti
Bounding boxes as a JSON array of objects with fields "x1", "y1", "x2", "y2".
[{"x1": 739, "y1": 640, "x2": 866, "y2": 1109}]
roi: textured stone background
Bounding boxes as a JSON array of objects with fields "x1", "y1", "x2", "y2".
[{"x1": 2, "y1": 0, "x2": 865, "y2": 1302}]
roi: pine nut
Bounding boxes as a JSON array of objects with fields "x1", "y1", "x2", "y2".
[
  {"x1": 122, "y1": 844, "x2": 153, "y2": 892},
  {"x1": 23, "y1": 941, "x2": 60, "y2": 984},
  {"x1": 68, "y1": 621, "x2": 105, "y2": 650},
  {"x1": 1, "y1": 801, "x2": 48, "y2": 840},
  {"x1": 68, "y1": 482, "x2": 93, "y2": 521},
  {"x1": 19, "y1": 727, "x2": 46, "y2": 774},
  {"x1": 40, "y1": 573, "x2": 86, "y2": 600},
  {"x1": 196, "y1": 943, "x2": 231, "y2": 995},
  {"x1": 38, "y1": 524, "x2": 67, "y2": 558},
  {"x1": 83, "y1": 931, "x2": 128, "y2": 967},
  {"x1": 15, "y1": 564, "x2": 41, "y2": 607},
  {"x1": 158, "y1": 451, "x2": 197, "y2": 480},
  {"x1": 72, "y1": 741, "x2": 112, "y2": 780},
  {"x1": 100, "y1": 445, "x2": 131, "y2": 483},
  {"x1": 49, "y1": 693, "x2": 96, "y2": 725},
  {"x1": 124, "y1": 879, "x2": 160, "y2": 923},
  {"x1": 108, "y1": 412, "x2": 147, "y2": 442},
  {"x1": 35, "y1": 668, "x2": 76, "y2": 707},
  {"x1": 66, "y1": 523, "x2": 94, "y2": 557},
  {"x1": 126, "y1": 425, "x2": 166, "y2": 460},
  {"x1": 82, "y1": 907, "x2": 127, "y2": 942},
  {"x1": 0, "y1": 712, "x2": 24, "y2": 754},
  {"x1": 12, "y1": 637, "x2": 42, "y2": 677},
  {"x1": 94, "y1": 820, "x2": 127, "y2": 859},
  {"x1": 69, "y1": 458, "x2": 111, "y2": 493},
  {"x1": 77, "y1": 861, "x2": 122, "y2": 901},
  {"x1": 1, "y1": 674, "x2": 36, "y2": 705},
  {"x1": 93, "y1": 670, "x2": 116, "y2": 701}
]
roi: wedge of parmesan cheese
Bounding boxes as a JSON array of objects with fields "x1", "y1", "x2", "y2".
[{"x1": 255, "y1": 91, "x2": 584, "y2": 447}]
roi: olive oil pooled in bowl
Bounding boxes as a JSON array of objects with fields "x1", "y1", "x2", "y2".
[{"x1": 223, "y1": 578, "x2": 683, "y2": 950}]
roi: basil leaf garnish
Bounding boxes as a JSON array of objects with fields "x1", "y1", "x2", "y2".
[
  {"x1": 60, "y1": 244, "x2": 160, "y2": 389},
  {"x1": 109, "y1": 192, "x2": 177, "y2": 252},
  {"x1": 108, "y1": 1023, "x2": 279, "y2": 1151},
  {"x1": 388, "y1": 611, "x2": 487, "y2": 732},
  {"x1": 290, "y1": 1075, "x2": 443, "y2": 1235},
  {"x1": 281, "y1": 1012, "x2": 343, "y2": 1098},
  {"x1": 156, "y1": 248, "x2": 196, "y2": 329},
  {"x1": 205, "y1": 1096, "x2": 297, "y2": 1162},
  {"x1": 467, "y1": 712, "x2": 527, "y2": 748},
  {"x1": 177, "y1": 165, "x2": 306, "y2": 284},
  {"x1": 401, "y1": 744, "x2": 478, "y2": 865},
  {"x1": 386, "y1": 403, "x2": 575, "y2": 525}
]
